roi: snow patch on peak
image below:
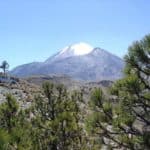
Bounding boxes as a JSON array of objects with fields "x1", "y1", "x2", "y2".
[
  {"x1": 70, "y1": 42, "x2": 93, "y2": 55},
  {"x1": 60, "y1": 42, "x2": 94, "y2": 56},
  {"x1": 46, "y1": 42, "x2": 94, "y2": 63}
]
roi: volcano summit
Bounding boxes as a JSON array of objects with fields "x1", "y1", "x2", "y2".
[{"x1": 11, "y1": 43, "x2": 124, "y2": 81}]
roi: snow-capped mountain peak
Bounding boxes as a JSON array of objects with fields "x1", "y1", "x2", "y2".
[
  {"x1": 59, "y1": 42, "x2": 94, "y2": 56},
  {"x1": 45, "y1": 42, "x2": 94, "y2": 63},
  {"x1": 11, "y1": 42, "x2": 124, "y2": 80},
  {"x1": 45, "y1": 42, "x2": 94, "y2": 62}
]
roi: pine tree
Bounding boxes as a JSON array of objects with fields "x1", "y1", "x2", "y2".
[
  {"x1": 111, "y1": 34, "x2": 150, "y2": 149},
  {"x1": 0, "y1": 94, "x2": 19, "y2": 132},
  {"x1": 0, "y1": 61, "x2": 9, "y2": 75},
  {"x1": 32, "y1": 82, "x2": 83, "y2": 150},
  {"x1": 0, "y1": 94, "x2": 34, "y2": 149},
  {"x1": 86, "y1": 34, "x2": 150, "y2": 149}
]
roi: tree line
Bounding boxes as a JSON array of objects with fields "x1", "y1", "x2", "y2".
[{"x1": 0, "y1": 34, "x2": 149, "y2": 149}]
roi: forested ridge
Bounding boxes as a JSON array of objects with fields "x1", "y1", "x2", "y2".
[{"x1": 0, "y1": 35, "x2": 149, "y2": 150}]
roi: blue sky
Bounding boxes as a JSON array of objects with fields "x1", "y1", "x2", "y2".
[{"x1": 0, "y1": 0, "x2": 150, "y2": 69}]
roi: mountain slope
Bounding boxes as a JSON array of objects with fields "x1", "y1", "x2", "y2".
[
  {"x1": 11, "y1": 62, "x2": 42, "y2": 77},
  {"x1": 11, "y1": 43, "x2": 124, "y2": 81}
]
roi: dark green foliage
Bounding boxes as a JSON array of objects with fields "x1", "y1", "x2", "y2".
[
  {"x1": 0, "y1": 84, "x2": 84, "y2": 149},
  {"x1": 31, "y1": 82, "x2": 83, "y2": 150},
  {"x1": 87, "y1": 34, "x2": 150, "y2": 149},
  {"x1": 0, "y1": 94, "x2": 34, "y2": 149},
  {"x1": 0, "y1": 94, "x2": 18, "y2": 131},
  {"x1": 114, "y1": 34, "x2": 150, "y2": 149},
  {"x1": 0, "y1": 129, "x2": 10, "y2": 150}
]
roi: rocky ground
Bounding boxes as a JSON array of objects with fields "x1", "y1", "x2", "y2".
[
  {"x1": 0, "y1": 75, "x2": 113, "y2": 108},
  {"x1": 0, "y1": 78, "x2": 40, "y2": 108}
]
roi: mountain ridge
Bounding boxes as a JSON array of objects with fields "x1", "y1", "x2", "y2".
[{"x1": 11, "y1": 42, "x2": 124, "y2": 81}]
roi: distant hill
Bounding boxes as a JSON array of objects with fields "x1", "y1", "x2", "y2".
[
  {"x1": 11, "y1": 42, "x2": 124, "y2": 81},
  {"x1": 25, "y1": 74, "x2": 113, "y2": 89}
]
